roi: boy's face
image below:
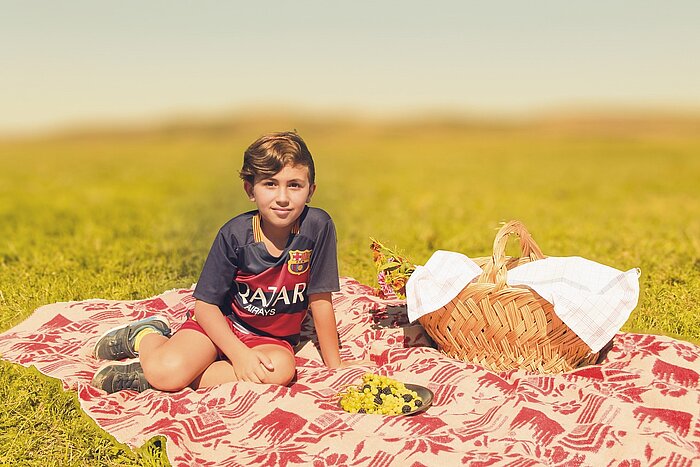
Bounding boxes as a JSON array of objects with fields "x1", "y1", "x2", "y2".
[{"x1": 244, "y1": 164, "x2": 316, "y2": 233}]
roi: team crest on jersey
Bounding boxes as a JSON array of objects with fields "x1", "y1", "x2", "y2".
[{"x1": 288, "y1": 249, "x2": 312, "y2": 275}]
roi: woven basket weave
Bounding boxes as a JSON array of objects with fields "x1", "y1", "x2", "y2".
[{"x1": 418, "y1": 220, "x2": 599, "y2": 373}]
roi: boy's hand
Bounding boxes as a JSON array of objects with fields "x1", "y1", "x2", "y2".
[{"x1": 230, "y1": 348, "x2": 275, "y2": 383}]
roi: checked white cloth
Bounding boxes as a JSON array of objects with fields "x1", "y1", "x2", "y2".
[
  {"x1": 405, "y1": 250, "x2": 481, "y2": 323},
  {"x1": 507, "y1": 256, "x2": 641, "y2": 352}
]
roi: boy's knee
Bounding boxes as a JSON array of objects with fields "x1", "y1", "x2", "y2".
[
  {"x1": 265, "y1": 367, "x2": 295, "y2": 386},
  {"x1": 262, "y1": 351, "x2": 296, "y2": 386},
  {"x1": 142, "y1": 353, "x2": 195, "y2": 391}
]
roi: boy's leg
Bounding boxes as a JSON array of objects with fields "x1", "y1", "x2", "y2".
[
  {"x1": 93, "y1": 316, "x2": 171, "y2": 360},
  {"x1": 91, "y1": 330, "x2": 219, "y2": 394},
  {"x1": 137, "y1": 329, "x2": 219, "y2": 391},
  {"x1": 92, "y1": 325, "x2": 296, "y2": 393},
  {"x1": 193, "y1": 344, "x2": 296, "y2": 388}
]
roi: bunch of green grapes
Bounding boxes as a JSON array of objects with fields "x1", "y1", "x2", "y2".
[{"x1": 339, "y1": 373, "x2": 423, "y2": 415}]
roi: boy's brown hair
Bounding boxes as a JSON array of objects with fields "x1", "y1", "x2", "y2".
[{"x1": 240, "y1": 131, "x2": 316, "y2": 185}]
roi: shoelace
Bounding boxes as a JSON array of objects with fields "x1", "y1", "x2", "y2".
[
  {"x1": 105, "y1": 335, "x2": 132, "y2": 358},
  {"x1": 113, "y1": 371, "x2": 143, "y2": 391}
]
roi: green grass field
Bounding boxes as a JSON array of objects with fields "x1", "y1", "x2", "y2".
[{"x1": 1, "y1": 114, "x2": 699, "y2": 465}]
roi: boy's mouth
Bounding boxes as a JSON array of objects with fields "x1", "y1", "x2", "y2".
[{"x1": 271, "y1": 207, "x2": 293, "y2": 216}]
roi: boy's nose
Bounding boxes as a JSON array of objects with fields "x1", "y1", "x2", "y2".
[{"x1": 276, "y1": 188, "x2": 290, "y2": 204}]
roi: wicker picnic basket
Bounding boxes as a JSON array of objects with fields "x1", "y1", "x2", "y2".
[{"x1": 418, "y1": 220, "x2": 599, "y2": 373}]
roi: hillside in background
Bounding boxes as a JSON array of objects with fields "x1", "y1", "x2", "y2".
[{"x1": 2, "y1": 108, "x2": 700, "y2": 143}]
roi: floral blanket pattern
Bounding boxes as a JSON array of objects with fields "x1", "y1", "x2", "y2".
[{"x1": 1, "y1": 278, "x2": 698, "y2": 466}]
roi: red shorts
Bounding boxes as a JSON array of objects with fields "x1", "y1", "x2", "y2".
[{"x1": 178, "y1": 315, "x2": 294, "y2": 358}]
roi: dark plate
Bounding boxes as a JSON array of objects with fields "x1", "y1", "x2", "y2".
[
  {"x1": 339, "y1": 383, "x2": 434, "y2": 416},
  {"x1": 403, "y1": 383, "x2": 434, "y2": 415}
]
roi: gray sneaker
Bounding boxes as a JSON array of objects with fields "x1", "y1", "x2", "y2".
[
  {"x1": 91, "y1": 360, "x2": 152, "y2": 393},
  {"x1": 93, "y1": 316, "x2": 171, "y2": 360}
]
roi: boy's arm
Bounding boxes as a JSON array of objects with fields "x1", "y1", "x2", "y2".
[
  {"x1": 310, "y1": 292, "x2": 375, "y2": 369},
  {"x1": 309, "y1": 292, "x2": 342, "y2": 368}
]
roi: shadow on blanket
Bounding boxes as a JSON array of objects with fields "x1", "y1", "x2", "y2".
[{"x1": 1, "y1": 277, "x2": 698, "y2": 466}]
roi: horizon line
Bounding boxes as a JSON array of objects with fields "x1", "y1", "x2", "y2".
[{"x1": 2, "y1": 103, "x2": 700, "y2": 140}]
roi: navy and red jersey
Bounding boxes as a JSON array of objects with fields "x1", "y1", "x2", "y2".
[{"x1": 193, "y1": 206, "x2": 340, "y2": 346}]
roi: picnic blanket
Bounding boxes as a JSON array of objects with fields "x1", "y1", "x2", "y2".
[{"x1": 1, "y1": 277, "x2": 699, "y2": 466}]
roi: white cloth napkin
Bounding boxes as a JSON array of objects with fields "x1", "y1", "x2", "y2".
[
  {"x1": 506, "y1": 256, "x2": 641, "y2": 352},
  {"x1": 406, "y1": 250, "x2": 483, "y2": 323}
]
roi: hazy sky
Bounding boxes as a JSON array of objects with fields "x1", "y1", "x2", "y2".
[{"x1": 2, "y1": 1, "x2": 699, "y2": 134}]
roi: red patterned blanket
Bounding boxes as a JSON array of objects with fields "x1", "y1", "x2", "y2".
[{"x1": 1, "y1": 278, "x2": 698, "y2": 466}]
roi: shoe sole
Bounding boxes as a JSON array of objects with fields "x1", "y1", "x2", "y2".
[
  {"x1": 93, "y1": 316, "x2": 171, "y2": 358},
  {"x1": 92, "y1": 358, "x2": 140, "y2": 378}
]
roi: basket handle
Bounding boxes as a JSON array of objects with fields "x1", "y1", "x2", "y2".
[{"x1": 482, "y1": 220, "x2": 545, "y2": 290}]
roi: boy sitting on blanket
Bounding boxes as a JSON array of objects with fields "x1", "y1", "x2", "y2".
[{"x1": 92, "y1": 131, "x2": 364, "y2": 393}]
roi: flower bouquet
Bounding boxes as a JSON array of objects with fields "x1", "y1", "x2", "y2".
[{"x1": 370, "y1": 238, "x2": 416, "y2": 300}]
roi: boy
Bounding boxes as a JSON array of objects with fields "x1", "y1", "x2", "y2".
[{"x1": 92, "y1": 131, "x2": 357, "y2": 393}]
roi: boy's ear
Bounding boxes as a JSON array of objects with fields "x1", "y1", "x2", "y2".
[
  {"x1": 306, "y1": 183, "x2": 316, "y2": 203},
  {"x1": 243, "y1": 181, "x2": 255, "y2": 201}
]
